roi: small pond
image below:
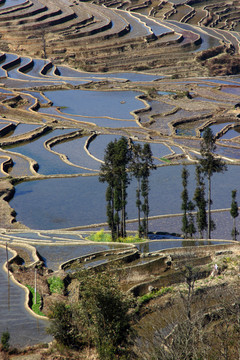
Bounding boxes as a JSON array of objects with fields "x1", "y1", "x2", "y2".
[
  {"x1": 201, "y1": 122, "x2": 233, "y2": 137},
  {"x1": 43, "y1": 90, "x2": 144, "y2": 119},
  {"x1": 53, "y1": 136, "x2": 101, "y2": 170}
]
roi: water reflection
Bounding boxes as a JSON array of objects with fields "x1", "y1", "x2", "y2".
[{"x1": 10, "y1": 165, "x2": 240, "y2": 231}]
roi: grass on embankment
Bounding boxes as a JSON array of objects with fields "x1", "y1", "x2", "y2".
[
  {"x1": 47, "y1": 276, "x2": 64, "y2": 294},
  {"x1": 138, "y1": 286, "x2": 173, "y2": 305},
  {"x1": 26, "y1": 285, "x2": 45, "y2": 316}
]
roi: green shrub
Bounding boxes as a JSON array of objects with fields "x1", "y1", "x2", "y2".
[
  {"x1": 48, "y1": 276, "x2": 65, "y2": 294},
  {"x1": 26, "y1": 285, "x2": 45, "y2": 316},
  {"x1": 1, "y1": 331, "x2": 10, "y2": 352},
  {"x1": 89, "y1": 230, "x2": 144, "y2": 243},
  {"x1": 223, "y1": 257, "x2": 231, "y2": 263},
  {"x1": 47, "y1": 270, "x2": 135, "y2": 358},
  {"x1": 118, "y1": 235, "x2": 145, "y2": 243},
  {"x1": 89, "y1": 229, "x2": 112, "y2": 242}
]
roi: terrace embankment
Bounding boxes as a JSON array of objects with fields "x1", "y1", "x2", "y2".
[
  {"x1": 0, "y1": 0, "x2": 238, "y2": 77},
  {"x1": 0, "y1": 179, "x2": 28, "y2": 229},
  {"x1": 6, "y1": 241, "x2": 239, "y2": 318},
  {"x1": 60, "y1": 241, "x2": 239, "y2": 296}
]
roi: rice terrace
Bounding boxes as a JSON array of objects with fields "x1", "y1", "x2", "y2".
[{"x1": 0, "y1": 0, "x2": 239, "y2": 358}]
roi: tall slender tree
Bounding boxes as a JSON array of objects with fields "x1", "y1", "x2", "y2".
[
  {"x1": 230, "y1": 189, "x2": 239, "y2": 241},
  {"x1": 99, "y1": 141, "x2": 117, "y2": 240},
  {"x1": 141, "y1": 144, "x2": 156, "y2": 237},
  {"x1": 181, "y1": 166, "x2": 189, "y2": 238},
  {"x1": 193, "y1": 165, "x2": 207, "y2": 239},
  {"x1": 187, "y1": 200, "x2": 196, "y2": 238},
  {"x1": 130, "y1": 143, "x2": 155, "y2": 237},
  {"x1": 181, "y1": 166, "x2": 196, "y2": 238},
  {"x1": 99, "y1": 137, "x2": 131, "y2": 240},
  {"x1": 199, "y1": 128, "x2": 227, "y2": 239},
  {"x1": 115, "y1": 137, "x2": 131, "y2": 237},
  {"x1": 130, "y1": 143, "x2": 143, "y2": 236}
]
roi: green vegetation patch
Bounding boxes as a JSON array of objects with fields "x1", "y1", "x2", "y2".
[
  {"x1": 117, "y1": 235, "x2": 145, "y2": 243},
  {"x1": 89, "y1": 229, "x2": 145, "y2": 243},
  {"x1": 89, "y1": 229, "x2": 112, "y2": 242},
  {"x1": 26, "y1": 285, "x2": 45, "y2": 316},
  {"x1": 160, "y1": 157, "x2": 171, "y2": 163},
  {"x1": 138, "y1": 286, "x2": 173, "y2": 305},
  {"x1": 48, "y1": 276, "x2": 65, "y2": 294}
]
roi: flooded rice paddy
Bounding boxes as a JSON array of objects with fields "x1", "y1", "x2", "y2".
[
  {"x1": 35, "y1": 244, "x2": 123, "y2": 270},
  {"x1": 10, "y1": 165, "x2": 240, "y2": 231},
  {"x1": 0, "y1": 248, "x2": 51, "y2": 347},
  {"x1": 43, "y1": 90, "x2": 144, "y2": 119},
  {"x1": 5, "y1": 129, "x2": 88, "y2": 175}
]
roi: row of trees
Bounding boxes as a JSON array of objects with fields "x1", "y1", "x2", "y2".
[
  {"x1": 99, "y1": 137, "x2": 155, "y2": 240},
  {"x1": 99, "y1": 129, "x2": 239, "y2": 241},
  {"x1": 181, "y1": 127, "x2": 227, "y2": 239},
  {"x1": 181, "y1": 127, "x2": 239, "y2": 240}
]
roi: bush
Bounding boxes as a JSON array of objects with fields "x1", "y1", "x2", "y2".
[
  {"x1": 47, "y1": 270, "x2": 135, "y2": 359},
  {"x1": 89, "y1": 229, "x2": 112, "y2": 242},
  {"x1": 47, "y1": 302, "x2": 79, "y2": 348},
  {"x1": 47, "y1": 276, "x2": 65, "y2": 294},
  {"x1": 118, "y1": 235, "x2": 145, "y2": 243},
  {"x1": 1, "y1": 331, "x2": 10, "y2": 352},
  {"x1": 89, "y1": 230, "x2": 144, "y2": 243}
]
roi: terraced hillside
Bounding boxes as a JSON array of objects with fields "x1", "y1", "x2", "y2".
[
  {"x1": 0, "y1": 0, "x2": 239, "y2": 76},
  {"x1": 1, "y1": 1, "x2": 240, "y2": 351}
]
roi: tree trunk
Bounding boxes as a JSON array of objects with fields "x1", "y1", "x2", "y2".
[
  {"x1": 121, "y1": 179, "x2": 126, "y2": 238},
  {"x1": 145, "y1": 197, "x2": 149, "y2": 237},
  {"x1": 233, "y1": 217, "x2": 236, "y2": 241},
  {"x1": 137, "y1": 178, "x2": 141, "y2": 237},
  {"x1": 207, "y1": 174, "x2": 211, "y2": 240},
  {"x1": 111, "y1": 195, "x2": 115, "y2": 240}
]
